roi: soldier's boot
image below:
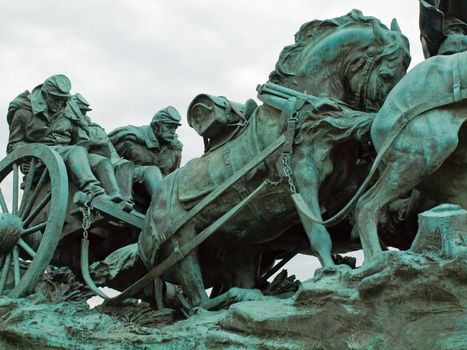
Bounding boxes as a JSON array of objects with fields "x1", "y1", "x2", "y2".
[
  {"x1": 115, "y1": 162, "x2": 135, "y2": 207},
  {"x1": 94, "y1": 160, "x2": 122, "y2": 201},
  {"x1": 65, "y1": 151, "x2": 105, "y2": 198},
  {"x1": 95, "y1": 159, "x2": 133, "y2": 211}
]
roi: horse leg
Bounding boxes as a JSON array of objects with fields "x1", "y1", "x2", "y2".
[
  {"x1": 218, "y1": 245, "x2": 260, "y2": 289},
  {"x1": 168, "y1": 224, "x2": 209, "y2": 308},
  {"x1": 292, "y1": 159, "x2": 335, "y2": 267},
  {"x1": 195, "y1": 247, "x2": 264, "y2": 311},
  {"x1": 355, "y1": 161, "x2": 422, "y2": 261},
  {"x1": 139, "y1": 187, "x2": 207, "y2": 308},
  {"x1": 356, "y1": 112, "x2": 461, "y2": 261}
]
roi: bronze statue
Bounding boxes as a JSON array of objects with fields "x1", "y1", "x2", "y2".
[
  {"x1": 187, "y1": 94, "x2": 258, "y2": 153},
  {"x1": 352, "y1": 0, "x2": 467, "y2": 262},
  {"x1": 419, "y1": 0, "x2": 467, "y2": 57},
  {"x1": 70, "y1": 94, "x2": 167, "y2": 206},
  {"x1": 137, "y1": 10, "x2": 411, "y2": 309},
  {"x1": 0, "y1": 7, "x2": 466, "y2": 348},
  {"x1": 6, "y1": 75, "x2": 108, "y2": 199},
  {"x1": 108, "y1": 107, "x2": 183, "y2": 177},
  {"x1": 70, "y1": 93, "x2": 135, "y2": 210}
]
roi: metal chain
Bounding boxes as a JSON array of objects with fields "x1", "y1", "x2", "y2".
[
  {"x1": 282, "y1": 153, "x2": 297, "y2": 194},
  {"x1": 80, "y1": 200, "x2": 93, "y2": 239}
]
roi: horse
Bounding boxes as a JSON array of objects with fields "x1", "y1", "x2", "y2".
[
  {"x1": 354, "y1": 48, "x2": 467, "y2": 262},
  {"x1": 138, "y1": 10, "x2": 411, "y2": 308}
]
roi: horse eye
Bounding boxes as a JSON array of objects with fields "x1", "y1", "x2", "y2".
[{"x1": 380, "y1": 72, "x2": 392, "y2": 81}]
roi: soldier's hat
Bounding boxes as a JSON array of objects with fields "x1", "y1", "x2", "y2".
[
  {"x1": 151, "y1": 106, "x2": 182, "y2": 126},
  {"x1": 42, "y1": 74, "x2": 72, "y2": 97},
  {"x1": 72, "y1": 93, "x2": 92, "y2": 111}
]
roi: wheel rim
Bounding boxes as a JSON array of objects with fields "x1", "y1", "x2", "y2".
[{"x1": 0, "y1": 144, "x2": 68, "y2": 297}]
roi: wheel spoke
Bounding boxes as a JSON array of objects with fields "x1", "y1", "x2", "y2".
[
  {"x1": 21, "y1": 168, "x2": 48, "y2": 220},
  {"x1": 12, "y1": 163, "x2": 19, "y2": 215},
  {"x1": 23, "y1": 192, "x2": 51, "y2": 227},
  {"x1": 0, "y1": 188, "x2": 8, "y2": 213},
  {"x1": 22, "y1": 221, "x2": 47, "y2": 236},
  {"x1": 12, "y1": 247, "x2": 20, "y2": 287},
  {"x1": 18, "y1": 238, "x2": 36, "y2": 259},
  {"x1": 0, "y1": 254, "x2": 12, "y2": 294},
  {"x1": 18, "y1": 158, "x2": 36, "y2": 216}
]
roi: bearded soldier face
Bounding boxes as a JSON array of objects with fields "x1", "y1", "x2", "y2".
[{"x1": 156, "y1": 123, "x2": 179, "y2": 144}]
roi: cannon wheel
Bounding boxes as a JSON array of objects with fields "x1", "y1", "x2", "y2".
[{"x1": 0, "y1": 144, "x2": 68, "y2": 297}]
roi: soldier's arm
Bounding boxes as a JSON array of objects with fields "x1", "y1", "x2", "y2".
[
  {"x1": 7, "y1": 110, "x2": 28, "y2": 153},
  {"x1": 117, "y1": 140, "x2": 154, "y2": 165},
  {"x1": 70, "y1": 117, "x2": 92, "y2": 144},
  {"x1": 172, "y1": 149, "x2": 182, "y2": 171},
  {"x1": 112, "y1": 134, "x2": 138, "y2": 155},
  {"x1": 170, "y1": 138, "x2": 183, "y2": 171}
]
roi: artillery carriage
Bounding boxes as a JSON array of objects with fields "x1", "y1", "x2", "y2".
[{"x1": 0, "y1": 143, "x2": 146, "y2": 298}]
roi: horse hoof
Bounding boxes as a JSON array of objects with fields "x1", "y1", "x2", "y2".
[
  {"x1": 225, "y1": 287, "x2": 264, "y2": 303},
  {"x1": 354, "y1": 250, "x2": 400, "y2": 278},
  {"x1": 313, "y1": 264, "x2": 352, "y2": 281},
  {"x1": 191, "y1": 306, "x2": 209, "y2": 315}
]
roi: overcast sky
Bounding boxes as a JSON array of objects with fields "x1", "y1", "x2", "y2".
[
  {"x1": 0, "y1": 0, "x2": 423, "y2": 162},
  {"x1": 0, "y1": 1, "x2": 425, "y2": 281}
]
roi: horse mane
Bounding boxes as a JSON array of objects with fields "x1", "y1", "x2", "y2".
[
  {"x1": 269, "y1": 9, "x2": 410, "y2": 86},
  {"x1": 298, "y1": 103, "x2": 374, "y2": 150}
]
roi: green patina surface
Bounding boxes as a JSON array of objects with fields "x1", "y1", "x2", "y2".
[{"x1": 0, "y1": 1, "x2": 465, "y2": 349}]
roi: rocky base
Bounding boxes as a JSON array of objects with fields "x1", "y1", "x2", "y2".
[
  {"x1": 0, "y1": 204, "x2": 466, "y2": 349},
  {"x1": 222, "y1": 250, "x2": 466, "y2": 350}
]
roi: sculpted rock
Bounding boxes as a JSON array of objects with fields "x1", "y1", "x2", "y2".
[
  {"x1": 411, "y1": 203, "x2": 466, "y2": 256},
  {"x1": 0, "y1": 205, "x2": 464, "y2": 349},
  {"x1": 221, "y1": 205, "x2": 467, "y2": 350}
]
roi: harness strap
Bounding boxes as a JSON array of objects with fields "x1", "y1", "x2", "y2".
[
  {"x1": 104, "y1": 180, "x2": 269, "y2": 305},
  {"x1": 257, "y1": 83, "x2": 315, "y2": 188},
  {"x1": 81, "y1": 238, "x2": 111, "y2": 300},
  {"x1": 354, "y1": 46, "x2": 378, "y2": 110},
  {"x1": 453, "y1": 53, "x2": 462, "y2": 102},
  {"x1": 281, "y1": 97, "x2": 301, "y2": 154},
  {"x1": 163, "y1": 136, "x2": 285, "y2": 238}
]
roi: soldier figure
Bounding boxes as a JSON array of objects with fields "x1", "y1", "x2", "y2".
[
  {"x1": 6, "y1": 74, "x2": 108, "y2": 199},
  {"x1": 71, "y1": 94, "x2": 165, "y2": 204},
  {"x1": 69, "y1": 93, "x2": 134, "y2": 210},
  {"x1": 108, "y1": 106, "x2": 183, "y2": 178}
]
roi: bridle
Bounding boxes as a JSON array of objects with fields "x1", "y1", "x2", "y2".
[{"x1": 353, "y1": 44, "x2": 381, "y2": 112}]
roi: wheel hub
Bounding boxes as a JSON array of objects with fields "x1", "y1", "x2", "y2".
[{"x1": 0, "y1": 213, "x2": 23, "y2": 255}]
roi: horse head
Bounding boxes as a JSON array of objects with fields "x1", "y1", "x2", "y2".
[{"x1": 269, "y1": 10, "x2": 411, "y2": 112}]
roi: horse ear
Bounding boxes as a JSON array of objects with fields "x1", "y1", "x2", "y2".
[
  {"x1": 390, "y1": 18, "x2": 402, "y2": 33},
  {"x1": 373, "y1": 22, "x2": 388, "y2": 44}
]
